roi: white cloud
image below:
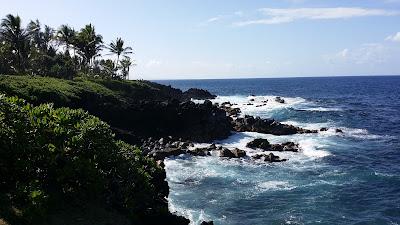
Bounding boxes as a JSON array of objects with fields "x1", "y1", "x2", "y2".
[
  {"x1": 325, "y1": 43, "x2": 387, "y2": 65},
  {"x1": 207, "y1": 16, "x2": 223, "y2": 23},
  {"x1": 234, "y1": 7, "x2": 399, "y2": 26},
  {"x1": 386, "y1": 32, "x2": 400, "y2": 42}
]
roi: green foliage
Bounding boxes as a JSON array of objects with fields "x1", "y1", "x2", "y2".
[
  {"x1": 0, "y1": 14, "x2": 135, "y2": 80},
  {"x1": 0, "y1": 75, "x2": 182, "y2": 109},
  {"x1": 0, "y1": 94, "x2": 168, "y2": 224}
]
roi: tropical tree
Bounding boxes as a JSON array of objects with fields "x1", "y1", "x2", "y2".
[
  {"x1": 75, "y1": 24, "x2": 103, "y2": 68},
  {"x1": 57, "y1": 24, "x2": 76, "y2": 54},
  {"x1": 107, "y1": 37, "x2": 133, "y2": 66},
  {"x1": 119, "y1": 56, "x2": 134, "y2": 80},
  {"x1": 0, "y1": 14, "x2": 31, "y2": 73}
]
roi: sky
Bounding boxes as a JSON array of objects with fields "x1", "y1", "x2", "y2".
[{"x1": 1, "y1": 0, "x2": 400, "y2": 80}]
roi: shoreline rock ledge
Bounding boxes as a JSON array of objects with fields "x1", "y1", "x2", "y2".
[
  {"x1": 247, "y1": 138, "x2": 300, "y2": 152},
  {"x1": 232, "y1": 115, "x2": 317, "y2": 135}
]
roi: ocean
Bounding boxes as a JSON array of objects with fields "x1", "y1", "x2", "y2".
[{"x1": 156, "y1": 76, "x2": 400, "y2": 225}]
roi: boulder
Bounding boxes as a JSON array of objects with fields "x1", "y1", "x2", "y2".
[
  {"x1": 232, "y1": 115, "x2": 317, "y2": 135},
  {"x1": 335, "y1": 128, "x2": 343, "y2": 133},
  {"x1": 320, "y1": 127, "x2": 328, "y2": 131},
  {"x1": 186, "y1": 148, "x2": 211, "y2": 156},
  {"x1": 252, "y1": 153, "x2": 287, "y2": 162},
  {"x1": 275, "y1": 96, "x2": 285, "y2": 103},
  {"x1": 231, "y1": 148, "x2": 246, "y2": 158},
  {"x1": 219, "y1": 148, "x2": 246, "y2": 158},
  {"x1": 182, "y1": 88, "x2": 217, "y2": 100},
  {"x1": 200, "y1": 221, "x2": 214, "y2": 225},
  {"x1": 247, "y1": 139, "x2": 299, "y2": 152},
  {"x1": 272, "y1": 142, "x2": 299, "y2": 152},
  {"x1": 150, "y1": 148, "x2": 185, "y2": 160},
  {"x1": 246, "y1": 138, "x2": 271, "y2": 150}
]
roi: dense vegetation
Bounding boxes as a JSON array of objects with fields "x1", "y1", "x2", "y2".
[
  {"x1": 0, "y1": 94, "x2": 188, "y2": 225},
  {"x1": 0, "y1": 75, "x2": 231, "y2": 144},
  {"x1": 0, "y1": 14, "x2": 133, "y2": 80},
  {"x1": 0, "y1": 75, "x2": 182, "y2": 108}
]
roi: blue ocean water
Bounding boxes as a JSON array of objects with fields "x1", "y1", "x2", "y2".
[{"x1": 157, "y1": 76, "x2": 400, "y2": 225}]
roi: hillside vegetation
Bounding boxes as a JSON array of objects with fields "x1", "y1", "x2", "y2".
[
  {"x1": 0, "y1": 75, "x2": 231, "y2": 143},
  {"x1": 0, "y1": 94, "x2": 188, "y2": 225}
]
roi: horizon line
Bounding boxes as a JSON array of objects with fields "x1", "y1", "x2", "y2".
[{"x1": 149, "y1": 74, "x2": 400, "y2": 81}]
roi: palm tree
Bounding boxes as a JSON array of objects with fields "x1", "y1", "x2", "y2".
[
  {"x1": 42, "y1": 25, "x2": 54, "y2": 51},
  {"x1": 107, "y1": 37, "x2": 133, "y2": 67},
  {"x1": 57, "y1": 24, "x2": 75, "y2": 54},
  {"x1": 75, "y1": 24, "x2": 103, "y2": 67},
  {"x1": 119, "y1": 56, "x2": 135, "y2": 80},
  {"x1": 27, "y1": 19, "x2": 41, "y2": 46},
  {"x1": 0, "y1": 14, "x2": 31, "y2": 73}
]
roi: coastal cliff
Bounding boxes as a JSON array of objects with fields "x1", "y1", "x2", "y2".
[
  {"x1": 0, "y1": 75, "x2": 315, "y2": 225},
  {"x1": 0, "y1": 75, "x2": 229, "y2": 225}
]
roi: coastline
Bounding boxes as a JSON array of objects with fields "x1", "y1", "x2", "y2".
[{"x1": 0, "y1": 75, "x2": 337, "y2": 225}]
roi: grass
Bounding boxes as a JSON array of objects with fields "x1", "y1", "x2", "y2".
[{"x1": 0, "y1": 75, "x2": 182, "y2": 107}]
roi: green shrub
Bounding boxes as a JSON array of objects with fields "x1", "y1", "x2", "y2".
[{"x1": 0, "y1": 94, "x2": 168, "y2": 224}]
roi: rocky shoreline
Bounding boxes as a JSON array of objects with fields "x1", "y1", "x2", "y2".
[
  {"x1": 117, "y1": 89, "x2": 343, "y2": 224},
  {"x1": 0, "y1": 76, "x2": 345, "y2": 225}
]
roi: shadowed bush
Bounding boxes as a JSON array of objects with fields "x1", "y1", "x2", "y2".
[{"x1": 0, "y1": 94, "x2": 187, "y2": 225}]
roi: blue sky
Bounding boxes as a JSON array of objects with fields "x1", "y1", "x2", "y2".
[{"x1": 1, "y1": 0, "x2": 400, "y2": 79}]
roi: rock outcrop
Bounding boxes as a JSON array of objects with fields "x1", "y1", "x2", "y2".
[
  {"x1": 219, "y1": 148, "x2": 246, "y2": 158},
  {"x1": 218, "y1": 101, "x2": 241, "y2": 117},
  {"x1": 252, "y1": 153, "x2": 287, "y2": 162},
  {"x1": 247, "y1": 138, "x2": 300, "y2": 152},
  {"x1": 182, "y1": 88, "x2": 217, "y2": 100},
  {"x1": 275, "y1": 96, "x2": 285, "y2": 103},
  {"x1": 114, "y1": 99, "x2": 232, "y2": 144},
  {"x1": 232, "y1": 115, "x2": 317, "y2": 135}
]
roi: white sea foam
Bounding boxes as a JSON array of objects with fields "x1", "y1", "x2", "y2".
[
  {"x1": 211, "y1": 95, "x2": 308, "y2": 117},
  {"x1": 282, "y1": 120, "x2": 386, "y2": 140},
  {"x1": 256, "y1": 181, "x2": 295, "y2": 191},
  {"x1": 294, "y1": 106, "x2": 343, "y2": 112},
  {"x1": 169, "y1": 199, "x2": 212, "y2": 225},
  {"x1": 298, "y1": 139, "x2": 331, "y2": 158},
  {"x1": 167, "y1": 94, "x2": 381, "y2": 224},
  {"x1": 281, "y1": 120, "x2": 333, "y2": 130}
]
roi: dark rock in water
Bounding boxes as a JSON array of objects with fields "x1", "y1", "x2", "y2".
[
  {"x1": 335, "y1": 128, "x2": 343, "y2": 133},
  {"x1": 200, "y1": 221, "x2": 214, "y2": 225},
  {"x1": 247, "y1": 139, "x2": 299, "y2": 152},
  {"x1": 232, "y1": 115, "x2": 317, "y2": 135},
  {"x1": 219, "y1": 148, "x2": 246, "y2": 158},
  {"x1": 275, "y1": 96, "x2": 285, "y2": 103},
  {"x1": 320, "y1": 127, "x2": 328, "y2": 131},
  {"x1": 219, "y1": 148, "x2": 235, "y2": 158},
  {"x1": 208, "y1": 143, "x2": 217, "y2": 150},
  {"x1": 271, "y1": 142, "x2": 299, "y2": 152},
  {"x1": 219, "y1": 104, "x2": 241, "y2": 117},
  {"x1": 246, "y1": 138, "x2": 271, "y2": 150},
  {"x1": 150, "y1": 148, "x2": 185, "y2": 160},
  {"x1": 231, "y1": 148, "x2": 246, "y2": 158},
  {"x1": 182, "y1": 88, "x2": 217, "y2": 100},
  {"x1": 252, "y1": 153, "x2": 287, "y2": 162},
  {"x1": 249, "y1": 98, "x2": 255, "y2": 102},
  {"x1": 186, "y1": 148, "x2": 211, "y2": 156}
]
